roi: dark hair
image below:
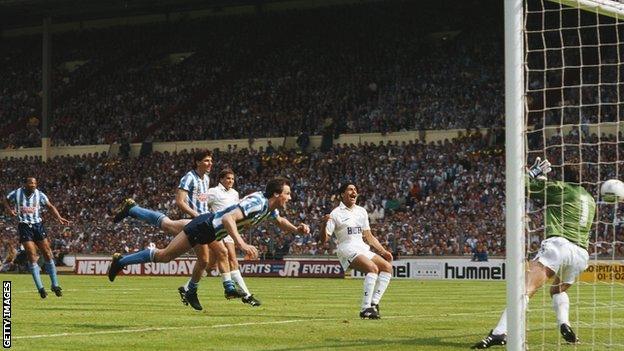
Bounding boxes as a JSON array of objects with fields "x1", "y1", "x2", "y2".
[
  {"x1": 25, "y1": 177, "x2": 36, "y2": 183},
  {"x1": 264, "y1": 177, "x2": 290, "y2": 198},
  {"x1": 193, "y1": 150, "x2": 212, "y2": 168},
  {"x1": 563, "y1": 164, "x2": 580, "y2": 184},
  {"x1": 338, "y1": 182, "x2": 357, "y2": 195},
  {"x1": 218, "y1": 169, "x2": 235, "y2": 181}
]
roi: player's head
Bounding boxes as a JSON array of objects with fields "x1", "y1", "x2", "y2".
[
  {"x1": 219, "y1": 169, "x2": 235, "y2": 190},
  {"x1": 338, "y1": 182, "x2": 358, "y2": 207},
  {"x1": 193, "y1": 150, "x2": 213, "y2": 173},
  {"x1": 264, "y1": 177, "x2": 291, "y2": 209},
  {"x1": 562, "y1": 164, "x2": 580, "y2": 184},
  {"x1": 24, "y1": 177, "x2": 37, "y2": 193}
]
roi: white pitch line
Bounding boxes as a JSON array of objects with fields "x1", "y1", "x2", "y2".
[
  {"x1": 14, "y1": 319, "x2": 329, "y2": 340},
  {"x1": 14, "y1": 310, "x2": 506, "y2": 340}
]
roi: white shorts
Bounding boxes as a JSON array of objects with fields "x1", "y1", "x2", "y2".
[
  {"x1": 534, "y1": 236, "x2": 589, "y2": 284},
  {"x1": 222, "y1": 235, "x2": 234, "y2": 244},
  {"x1": 336, "y1": 241, "x2": 375, "y2": 271}
]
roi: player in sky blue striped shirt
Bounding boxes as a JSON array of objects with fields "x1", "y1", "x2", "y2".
[
  {"x1": 107, "y1": 177, "x2": 310, "y2": 309},
  {"x1": 2, "y1": 177, "x2": 71, "y2": 298},
  {"x1": 176, "y1": 150, "x2": 212, "y2": 217},
  {"x1": 173, "y1": 150, "x2": 221, "y2": 309}
]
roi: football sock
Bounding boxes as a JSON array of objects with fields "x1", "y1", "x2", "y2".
[
  {"x1": 44, "y1": 260, "x2": 59, "y2": 288},
  {"x1": 493, "y1": 309, "x2": 507, "y2": 335},
  {"x1": 552, "y1": 292, "x2": 570, "y2": 326},
  {"x1": 187, "y1": 279, "x2": 199, "y2": 294},
  {"x1": 222, "y1": 272, "x2": 235, "y2": 291},
  {"x1": 361, "y1": 273, "x2": 377, "y2": 310},
  {"x1": 128, "y1": 206, "x2": 165, "y2": 228},
  {"x1": 119, "y1": 248, "x2": 155, "y2": 266},
  {"x1": 28, "y1": 262, "x2": 44, "y2": 290},
  {"x1": 372, "y1": 271, "x2": 392, "y2": 305},
  {"x1": 231, "y1": 270, "x2": 251, "y2": 297}
]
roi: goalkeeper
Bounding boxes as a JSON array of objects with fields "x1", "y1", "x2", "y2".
[{"x1": 472, "y1": 158, "x2": 623, "y2": 349}]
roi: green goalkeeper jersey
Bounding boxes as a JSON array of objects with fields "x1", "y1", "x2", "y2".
[{"x1": 528, "y1": 178, "x2": 595, "y2": 250}]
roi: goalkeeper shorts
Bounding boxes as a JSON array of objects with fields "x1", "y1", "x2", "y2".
[{"x1": 534, "y1": 236, "x2": 589, "y2": 284}]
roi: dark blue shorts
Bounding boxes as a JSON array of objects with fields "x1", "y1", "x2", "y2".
[
  {"x1": 18, "y1": 222, "x2": 47, "y2": 243},
  {"x1": 183, "y1": 213, "x2": 217, "y2": 246}
]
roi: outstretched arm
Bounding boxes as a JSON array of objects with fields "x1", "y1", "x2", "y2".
[
  {"x1": 46, "y1": 201, "x2": 71, "y2": 225},
  {"x1": 275, "y1": 215, "x2": 310, "y2": 234},
  {"x1": 221, "y1": 208, "x2": 258, "y2": 258}
]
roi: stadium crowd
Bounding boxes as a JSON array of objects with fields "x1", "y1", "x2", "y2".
[
  {"x1": 1, "y1": 130, "x2": 622, "y2": 267},
  {"x1": 0, "y1": 1, "x2": 504, "y2": 149}
]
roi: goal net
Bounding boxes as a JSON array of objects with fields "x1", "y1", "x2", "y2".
[{"x1": 517, "y1": 0, "x2": 624, "y2": 349}]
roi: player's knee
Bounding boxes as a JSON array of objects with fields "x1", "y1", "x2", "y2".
[
  {"x1": 380, "y1": 261, "x2": 392, "y2": 273},
  {"x1": 229, "y1": 257, "x2": 239, "y2": 270},
  {"x1": 196, "y1": 256, "x2": 209, "y2": 267},
  {"x1": 215, "y1": 246, "x2": 228, "y2": 259},
  {"x1": 155, "y1": 250, "x2": 174, "y2": 262},
  {"x1": 42, "y1": 250, "x2": 53, "y2": 261},
  {"x1": 368, "y1": 264, "x2": 379, "y2": 275}
]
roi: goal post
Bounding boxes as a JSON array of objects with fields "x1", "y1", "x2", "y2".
[
  {"x1": 504, "y1": 0, "x2": 526, "y2": 350},
  {"x1": 506, "y1": 0, "x2": 624, "y2": 350}
]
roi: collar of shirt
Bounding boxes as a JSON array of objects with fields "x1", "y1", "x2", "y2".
[
  {"x1": 339, "y1": 202, "x2": 356, "y2": 211},
  {"x1": 218, "y1": 183, "x2": 231, "y2": 192},
  {"x1": 21, "y1": 188, "x2": 35, "y2": 198}
]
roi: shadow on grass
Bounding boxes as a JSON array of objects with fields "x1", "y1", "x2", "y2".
[
  {"x1": 264, "y1": 335, "x2": 473, "y2": 350},
  {"x1": 64, "y1": 323, "x2": 132, "y2": 331}
]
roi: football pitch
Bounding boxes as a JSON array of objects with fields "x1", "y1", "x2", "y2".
[{"x1": 4, "y1": 274, "x2": 622, "y2": 350}]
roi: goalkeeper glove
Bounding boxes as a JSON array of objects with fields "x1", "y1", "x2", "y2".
[{"x1": 528, "y1": 157, "x2": 552, "y2": 179}]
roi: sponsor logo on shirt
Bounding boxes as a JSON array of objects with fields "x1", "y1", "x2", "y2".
[{"x1": 20, "y1": 206, "x2": 38, "y2": 214}]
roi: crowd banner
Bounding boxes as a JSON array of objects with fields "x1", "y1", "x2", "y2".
[
  {"x1": 75, "y1": 257, "x2": 344, "y2": 278},
  {"x1": 578, "y1": 260, "x2": 624, "y2": 283},
  {"x1": 72, "y1": 257, "x2": 624, "y2": 281},
  {"x1": 350, "y1": 258, "x2": 506, "y2": 280}
]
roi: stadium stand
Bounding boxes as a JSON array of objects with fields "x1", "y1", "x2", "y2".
[{"x1": 0, "y1": 1, "x2": 503, "y2": 149}]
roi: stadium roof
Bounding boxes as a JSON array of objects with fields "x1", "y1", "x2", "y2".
[{"x1": 0, "y1": 0, "x2": 266, "y2": 29}]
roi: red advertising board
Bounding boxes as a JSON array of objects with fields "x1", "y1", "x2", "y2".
[{"x1": 75, "y1": 257, "x2": 344, "y2": 278}]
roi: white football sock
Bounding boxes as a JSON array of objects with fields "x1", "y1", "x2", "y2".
[
  {"x1": 361, "y1": 273, "x2": 378, "y2": 311},
  {"x1": 372, "y1": 271, "x2": 392, "y2": 305},
  {"x1": 221, "y1": 272, "x2": 231, "y2": 283},
  {"x1": 493, "y1": 295, "x2": 528, "y2": 336},
  {"x1": 493, "y1": 309, "x2": 507, "y2": 335},
  {"x1": 552, "y1": 292, "x2": 570, "y2": 326},
  {"x1": 231, "y1": 270, "x2": 251, "y2": 297}
]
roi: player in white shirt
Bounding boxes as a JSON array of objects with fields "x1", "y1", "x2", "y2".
[
  {"x1": 320, "y1": 183, "x2": 393, "y2": 319},
  {"x1": 182, "y1": 169, "x2": 261, "y2": 306}
]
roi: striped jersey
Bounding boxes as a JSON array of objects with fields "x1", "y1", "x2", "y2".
[
  {"x1": 178, "y1": 170, "x2": 211, "y2": 215},
  {"x1": 207, "y1": 183, "x2": 240, "y2": 212},
  {"x1": 6, "y1": 188, "x2": 49, "y2": 224},
  {"x1": 211, "y1": 191, "x2": 278, "y2": 241}
]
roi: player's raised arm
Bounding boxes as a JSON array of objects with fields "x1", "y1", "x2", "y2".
[
  {"x1": 221, "y1": 208, "x2": 258, "y2": 259},
  {"x1": 526, "y1": 157, "x2": 557, "y2": 198}
]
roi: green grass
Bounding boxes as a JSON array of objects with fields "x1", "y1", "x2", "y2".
[{"x1": 4, "y1": 274, "x2": 623, "y2": 350}]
